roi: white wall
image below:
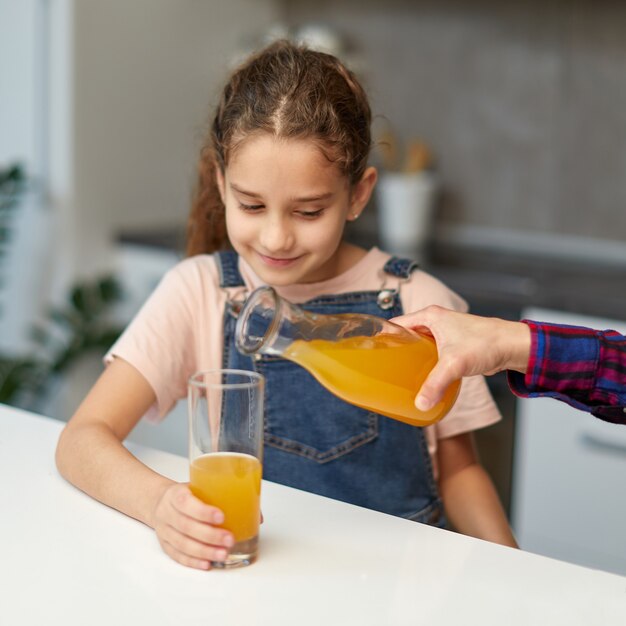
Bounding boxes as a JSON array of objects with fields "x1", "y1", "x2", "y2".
[
  {"x1": 70, "y1": 0, "x2": 280, "y2": 262},
  {"x1": 0, "y1": 1, "x2": 40, "y2": 168},
  {"x1": 1, "y1": 0, "x2": 281, "y2": 351},
  {"x1": 0, "y1": 0, "x2": 51, "y2": 352}
]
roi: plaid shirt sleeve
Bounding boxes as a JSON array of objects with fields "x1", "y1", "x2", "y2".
[{"x1": 507, "y1": 320, "x2": 626, "y2": 425}]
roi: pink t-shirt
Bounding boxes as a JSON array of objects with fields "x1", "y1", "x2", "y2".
[{"x1": 106, "y1": 247, "x2": 501, "y2": 478}]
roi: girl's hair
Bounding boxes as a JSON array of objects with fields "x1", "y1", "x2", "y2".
[{"x1": 186, "y1": 39, "x2": 372, "y2": 256}]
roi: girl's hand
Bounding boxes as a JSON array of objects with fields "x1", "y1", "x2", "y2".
[{"x1": 151, "y1": 483, "x2": 235, "y2": 570}]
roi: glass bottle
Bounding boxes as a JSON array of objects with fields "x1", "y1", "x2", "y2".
[{"x1": 235, "y1": 286, "x2": 460, "y2": 427}]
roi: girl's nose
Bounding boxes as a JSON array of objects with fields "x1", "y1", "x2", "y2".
[{"x1": 259, "y1": 215, "x2": 294, "y2": 253}]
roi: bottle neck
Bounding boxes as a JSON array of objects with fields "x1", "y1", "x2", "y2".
[
  {"x1": 235, "y1": 286, "x2": 406, "y2": 357},
  {"x1": 235, "y1": 286, "x2": 286, "y2": 356}
]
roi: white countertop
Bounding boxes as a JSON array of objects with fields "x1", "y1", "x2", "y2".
[{"x1": 1, "y1": 404, "x2": 625, "y2": 625}]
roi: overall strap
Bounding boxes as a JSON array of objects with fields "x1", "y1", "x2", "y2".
[
  {"x1": 215, "y1": 250, "x2": 245, "y2": 288},
  {"x1": 376, "y1": 256, "x2": 419, "y2": 311},
  {"x1": 382, "y1": 256, "x2": 419, "y2": 279}
]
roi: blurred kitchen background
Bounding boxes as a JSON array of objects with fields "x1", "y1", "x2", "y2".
[{"x1": 2, "y1": 0, "x2": 625, "y2": 575}]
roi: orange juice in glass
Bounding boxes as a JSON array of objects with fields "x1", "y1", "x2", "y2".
[{"x1": 188, "y1": 370, "x2": 264, "y2": 568}]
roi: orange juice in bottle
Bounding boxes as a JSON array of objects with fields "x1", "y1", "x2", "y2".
[{"x1": 235, "y1": 287, "x2": 460, "y2": 427}]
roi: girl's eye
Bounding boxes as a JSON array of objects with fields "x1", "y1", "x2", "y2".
[
  {"x1": 298, "y1": 208, "x2": 324, "y2": 219},
  {"x1": 239, "y1": 202, "x2": 264, "y2": 212}
]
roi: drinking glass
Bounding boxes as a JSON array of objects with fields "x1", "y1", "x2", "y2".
[{"x1": 188, "y1": 369, "x2": 264, "y2": 568}]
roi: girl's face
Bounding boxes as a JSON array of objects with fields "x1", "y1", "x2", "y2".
[{"x1": 217, "y1": 133, "x2": 376, "y2": 286}]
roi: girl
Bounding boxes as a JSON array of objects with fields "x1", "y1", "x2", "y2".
[{"x1": 56, "y1": 40, "x2": 517, "y2": 570}]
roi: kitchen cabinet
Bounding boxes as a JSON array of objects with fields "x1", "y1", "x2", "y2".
[{"x1": 511, "y1": 307, "x2": 626, "y2": 576}]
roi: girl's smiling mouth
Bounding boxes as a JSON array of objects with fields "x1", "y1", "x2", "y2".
[{"x1": 257, "y1": 252, "x2": 303, "y2": 267}]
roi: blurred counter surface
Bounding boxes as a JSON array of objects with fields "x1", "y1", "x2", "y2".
[
  {"x1": 425, "y1": 243, "x2": 626, "y2": 324},
  {"x1": 119, "y1": 229, "x2": 626, "y2": 322}
]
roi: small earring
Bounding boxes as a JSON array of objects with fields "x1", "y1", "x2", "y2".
[{"x1": 351, "y1": 212, "x2": 360, "y2": 220}]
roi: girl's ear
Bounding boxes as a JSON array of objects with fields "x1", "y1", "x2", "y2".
[
  {"x1": 215, "y1": 166, "x2": 226, "y2": 205},
  {"x1": 348, "y1": 166, "x2": 377, "y2": 221}
]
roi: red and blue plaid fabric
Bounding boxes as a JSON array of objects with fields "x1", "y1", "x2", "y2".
[{"x1": 507, "y1": 320, "x2": 626, "y2": 424}]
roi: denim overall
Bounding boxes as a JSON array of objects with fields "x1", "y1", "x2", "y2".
[{"x1": 218, "y1": 251, "x2": 445, "y2": 527}]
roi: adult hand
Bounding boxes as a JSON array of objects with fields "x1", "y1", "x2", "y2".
[
  {"x1": 151, "y1": 482, "x2": 234, "y2": 570},
  {"x1": 391, "y1": 306, "x2": 531, "y2": 411}
]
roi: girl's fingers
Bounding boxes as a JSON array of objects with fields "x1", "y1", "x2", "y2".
[
  {"x1": 154, "y1": 484, "x2": 237, "y2": 569},
  {"x1": 170, "y1": 485, "x2": 224, "y2": 525},
  {"x1": 161, "y1": 525, "x2": 230, "y2": 564},
  {"x1": 175, "y1": 512, "x2": 234, "y2": 549},
  {"x1": 160, "y1": 538, "x2": 211, "y2": 571}
]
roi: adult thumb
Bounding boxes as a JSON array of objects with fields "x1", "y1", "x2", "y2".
[{"x1": 415, "y1": 364, "x2": 451, "y2": 412}]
